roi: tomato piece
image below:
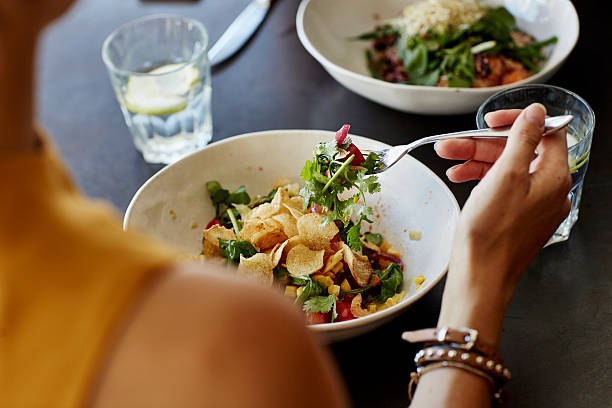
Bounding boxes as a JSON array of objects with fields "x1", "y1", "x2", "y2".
[
  {"x1": 347, "y1": 143, "x2": 365, "y2": 166},
  {"x1": 335, "y1": 124, "x2": 350, "y2": 146},
  {"x1": 205, "y1": 218, "x2": 221, "y2": 229},
  {"x1": 335, "y1": 300, "x2": 356, "y2": 322},
  {"x1": 310, "y1": 203, "x2": 323, "y2": 214},
  {"x1": 306, "y1": 311, "x2": 330, "y2": 325},
  {"x1": 371, "y1": 252, "x2": 404, "y2": 271}
]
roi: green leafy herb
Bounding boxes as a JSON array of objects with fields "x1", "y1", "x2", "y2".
[
  {"x1": 206, "y1": 181, "x2": 253, "y2": 229},
  {"x1": 373, "y1": 263, "x2": 403, "y2": 304},
  {"x1": 299, "y1": 137, "x2": 383, "y2": 252},
  {"x1": 295, "y1": 278, "x2": 325, "y2": 304},
  {"x1": 364, "y1": 232, "x2": 384, "y2": 246},
  {"x1": 357, "y1": 6, "x2": 557, "y2": 87},
  {"x1": 303, "y1": 295, "x2": 338, "y2": 322},
  {"x1": 218, "y1": 239, "x2": 257, "y2": 263}
]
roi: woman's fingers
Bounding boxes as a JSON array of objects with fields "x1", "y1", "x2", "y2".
[
  {"x1": 483, "y1": 109, "x2": 522, "y2": 128},
  {"x1": 434, "y1": 138, "x2": 506, "y2": 163},
  {"x1": 446, "y1": 160, "x2": 493, "y2": 183},
  {"x1": 498, "y1": 103, "x2": 547, "y2": 172}
]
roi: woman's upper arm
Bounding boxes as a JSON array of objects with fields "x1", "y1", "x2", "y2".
[{"x1": 89, "y1": 262, "x2": 350, "y2": 408}]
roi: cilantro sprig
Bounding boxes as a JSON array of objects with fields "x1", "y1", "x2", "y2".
[
  {"x1": 299, "y1": 128, "x2": 383, "y2": 252},
  {"x1": 303, "y1": 295, "x2": 338, "y2": 322}
]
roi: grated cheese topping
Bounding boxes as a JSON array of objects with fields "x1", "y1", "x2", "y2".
[{"x1": 388, "y1": 0, "x2": 484, "y2": 36}]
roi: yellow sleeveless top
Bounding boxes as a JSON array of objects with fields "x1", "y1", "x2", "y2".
[{"x1": 0, "y1": 132, "x2": 176, "y2": 407}]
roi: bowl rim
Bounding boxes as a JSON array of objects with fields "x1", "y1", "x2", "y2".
[
  {"x1": 124, "y1": 129, "x2": 460, "y2": 332},
  {"x1": 296, "y1": 0, "x2": 580, "y2": 94}
]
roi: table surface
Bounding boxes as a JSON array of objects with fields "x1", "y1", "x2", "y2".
[{"x1": 38, "y1": 1, "x2": 611, "y2": 406}]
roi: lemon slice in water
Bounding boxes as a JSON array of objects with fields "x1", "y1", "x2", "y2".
[
  {"x1": 566, "y1": 132, "x2": 581, "y2": 172},
  {"x1": 123, "y1": 63, "x2": 199, "y2": 115}
]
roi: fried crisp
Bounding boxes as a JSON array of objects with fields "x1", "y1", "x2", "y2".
[
  {"x1": 202, "y1": 225, "x2": 236, "y2": 256},
  {"x1": 286, "y1": 244, "x2": 325, "y2": 276},
  {"x1": 323, "y1": 248, "x2": 344, "y2": 274},
  {"x1": 246, "y1": 202, "x2": 277, "y2": 221},
  {"x1": 251, "y1": 220, "x2": 287, "y2": 250},
  {"x1": 271, "y1": 187, "x2": 292, "y2": 212},
  {"x1": 269, "y1": 239, "x2": 289, "y2": 267},
  {"x1": 237, "y1": 253, "x2": 274, "y2": 287},
  {"x1": 350, "y1": 293, "x2": 370, "y2": 317},
  {"x1": 296, "y1": 213, "x2": 339, "y2": 251},
  {"x1": 342, "y1": 243, "x2": 373, "y2": 287},
  {"x1": 283, "y1": 204, "x2": 304, "y2": 220},
  {"x1": 272, "y1": 213, "x2": 299, "y2": 237},
  {"x1": 272, "y1": 176, "x2": 292, "y2": 190}
]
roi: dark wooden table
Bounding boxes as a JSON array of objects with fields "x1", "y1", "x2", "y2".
[{"x1": 38, "y1": 1, "x2": 610, "y2": 406}]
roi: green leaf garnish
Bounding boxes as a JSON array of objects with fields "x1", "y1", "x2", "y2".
[{"x1": 218, "y1": 239, "x2": 257, "y2": 263}]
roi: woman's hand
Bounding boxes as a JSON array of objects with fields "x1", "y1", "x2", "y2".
[
  {"x1": 437, "y1": 104, "x2": 572, "y2": 346},
  {"x1": 0, "y1": 0, "x2": 75, "y2": 36}
]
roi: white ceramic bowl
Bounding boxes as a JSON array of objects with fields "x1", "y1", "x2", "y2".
[
  {"x1": 124, "y1": 130, "x2": 460, "y2": 342},
  {"x1": 296, "y1": 0, "x2": 579, "y2": 115}
]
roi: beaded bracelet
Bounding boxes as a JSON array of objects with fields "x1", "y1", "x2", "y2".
[
  {"x1": 403, "y1": 327, "x2": 511, "y2": 406},
  {"x1": 415, "y1": 345, "x2": 511, "y2": 385}
]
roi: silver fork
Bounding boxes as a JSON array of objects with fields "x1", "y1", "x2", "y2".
[{"x1": 361, "y1": 115, "x2": 573, "y2": 173}]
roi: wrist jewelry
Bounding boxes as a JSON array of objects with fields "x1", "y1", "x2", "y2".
[{"x1": 403, "y1": 327, "x2": 510, "y2": 406}]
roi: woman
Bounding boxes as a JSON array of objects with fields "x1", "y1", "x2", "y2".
[{"x1": 0, "y1": 1, "x2": 571, "y2": 407}]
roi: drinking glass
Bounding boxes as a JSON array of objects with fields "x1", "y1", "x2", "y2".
[
  {"x1": 102, "y1": 15, "x2": 212, "y2": 164},
  {"x1": 476, "y1": 84, "x2": 595, "y2": 246}
]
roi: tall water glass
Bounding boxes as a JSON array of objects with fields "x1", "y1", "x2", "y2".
[
  {"x1": 102, "y1": 15, "x2": 212, "y2": 164},
  {"x1": 477, "y1": 85, "x2": 595, "y2": 246}
]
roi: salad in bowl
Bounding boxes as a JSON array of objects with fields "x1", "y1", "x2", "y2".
[{"x1": 198, "y1": 125, "x2": 413, "y2": 325}]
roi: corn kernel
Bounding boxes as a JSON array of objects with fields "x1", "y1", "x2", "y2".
[
  {"x1": 190, "y1": 221, "x2": 198, "y2": 229},
  {"x1": 340, "y1": 279, "x2": 351, "y2": 292},
  {"x1": 385, "y1": 297, "x2": 397, "y2": 307},
  {"x1": 379, "y1": 241, "x2": 391, "y2": 252},
  {"x1": 409, "y1": 230, "x2": 422, "y2": 241},
  {"x1": 284, "y1": 285, "x2": 298, "y2": 297},
  {"x1": 367, "y1": 304, "x2": 378, "y2": 313},
  {"x1": 387, "y1": 248, "x2": 401, "y2": 257},
  {"x1": 169, "y1": 210, "x2": 177, "y2": 219},
  {"x1": 413, "y1": 275, "x2": 425, "y2": 286},
  {"x1": 332, "y1": 262, "x2": 344, "y2": 274},
  {"x1": 296, "y1": 286, "x2": 305, "y2": 297},
  {"x1": 314, "y1": 275, "x2": 334, "y2": 289},
  {"x1": 328, "y1": 285, "x2": 340, "y2": 296}
]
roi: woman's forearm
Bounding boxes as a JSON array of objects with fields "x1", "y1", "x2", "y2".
[
  {"x1": 0, "y1": 29, "x2": 37, "y2": 150},
  {"x1": 410, "y1": 260, "x2": 511, "y2": 408}
]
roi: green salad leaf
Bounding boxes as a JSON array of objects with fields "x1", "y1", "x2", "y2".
[
  {"x1": 299, "y1": 133, "x2": 383, "y2": 252},
  {"x1": 218, "y1": 239, "x2": 257, "y2": 263},
  {"x1": 357, "y1": 5, "x2": 557, "y2": 87},
  {"x1": 296, "y1": 279, "x2": 325, "y2": 304},
  {"x1": 364, "y1": 232, "x2": 384, "y2": 246},
  {"x1": 372, "y1": 263, "x2": 403, "y2": 304},
  {"x1": 303, "y1": 295, "x2": 338, "y2": 322}
]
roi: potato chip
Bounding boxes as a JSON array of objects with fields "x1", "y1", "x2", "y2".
[
  {"x1": 283, "y1": 204, "x2": 304, "y2": 220},
  {"x1": 246, "y1": 202, "x2": 277, "y2": 221},
  {"x1": 323, "y1": 248, "x2": 344, "y2": 274},
  {"x1": 342, "y1": 243, "x2": 373, "y2": 287},
  {"x1": 237, "y1": 253, "x2": 274, "y2": 287},
  {"x1": 350, "y1": 294, "x2": 370, "y2": 317},
  {"x1": 271, "y1": 187, "x2": 291, "y2": 212},
  {"x1": 296, "y1": 213, "x2": 338, "y2": 250},
  {"x1": 287, "y1": 196, "x2": 304, "y2": 209},
  {"x1": 272, "y1": 176, "x2": 292, "y2": 190},
  {"x1": 286, "y1": 244, "x2": 325, "y2": 276},
  {"x1": 249, "y1": 220, "x2": 287, "y2": 250},
  {"x1": 269, "y1": 239, "x2": 289, "y2": 267},
  {"x1": 202, "y1": 225, "x2": 236, "y2": 256},
  {"x1": 272, "y1": 213, "x2": 298, "y2": 237}
]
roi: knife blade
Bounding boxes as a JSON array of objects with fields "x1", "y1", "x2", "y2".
[{"x1": 208, "y1": 0, "x2": 271, "y2": 67}]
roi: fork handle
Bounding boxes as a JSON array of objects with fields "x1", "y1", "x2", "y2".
[{"x1": 417, "y1": 115, "x2": 573, "y2": 146}]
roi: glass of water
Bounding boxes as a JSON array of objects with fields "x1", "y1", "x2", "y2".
[
  {"x1": 477, "y1": 84, "x2": 595, "y2": 246},
  {"x1": 102, "y1": 15, "x2": 212, "y2": 164}
]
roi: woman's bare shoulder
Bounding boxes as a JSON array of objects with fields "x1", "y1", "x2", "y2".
[{"x1": 89, "y1": 261, "x2": 349, "y2": 408}]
